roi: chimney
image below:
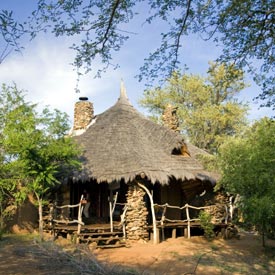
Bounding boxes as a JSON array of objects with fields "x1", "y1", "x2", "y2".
[
  {"x1": 162, "y1": 104, "x2": 190, "y2": 156},
  {"x1": 73, "y1": 97, "x2": 94, "y2": 131},
  {"x1": 162, "y1": 104, "x2": 180, "y2": 132}
]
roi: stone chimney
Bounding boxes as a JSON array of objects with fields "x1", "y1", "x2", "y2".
[
  {"x1": 162, "y1": 104, "x2": 190, "y2": 156},
  {"x1": 162, "y1": 104, "x2": 180, "y2": 132},
  {"x1": 73, "y1": 97, "x2": 94, "y2": 131}
]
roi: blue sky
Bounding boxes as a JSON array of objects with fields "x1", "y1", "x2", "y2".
[{"x1": 0, "y1": 1, "x2": 271, "y2": 126}]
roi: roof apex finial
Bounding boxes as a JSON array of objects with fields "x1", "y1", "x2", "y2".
[{"x1": 120, "y1": 79, "x2": 128, "y2": 100}]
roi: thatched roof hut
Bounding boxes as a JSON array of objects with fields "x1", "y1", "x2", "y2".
[{"x1": 72, "y1": 84, "x2": 216, "y2": 188}]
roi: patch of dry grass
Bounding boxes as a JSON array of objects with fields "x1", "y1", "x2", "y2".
[{"x1": 0, "y1": 234, "x2": 137, "y2": 275}]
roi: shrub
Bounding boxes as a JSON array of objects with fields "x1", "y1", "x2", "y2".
[{"x1": 199, "y1": 211, "x2": 215, "y2": 240}]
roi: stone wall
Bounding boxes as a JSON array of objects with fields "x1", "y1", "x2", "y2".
[{"x1": 125, "y1": 184, "x2": 149, "y2": 241}]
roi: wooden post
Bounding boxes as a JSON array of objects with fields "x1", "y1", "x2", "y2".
[
  {"x1": 156, "y1": 228, "x2": 160, "y2": 243},
  {"x1": 121, "y1": 206, "x2": 127, "y2": 240},
  {"x1": 137, "y1": 181, "x2": 158, "y2": 245},
  {"x1": 161, "y1": 204, "x2": 167, "y2": 242},
  {"x1": 109, "y1": 191, "x2": 118, "y2": 233},
  {"x1": 184, "y1": 227, "x2": 188, "y2": 238},
  {"x1": 48, "y1": 203, "x2": 54, "y2": 238},
  {"x1": 52, "y1": 202, "x2": 57, "y2": 239},
  {"x1": 109, "y1": 190, "x2": 113, "y2": 233},
  {"x1": 185, "y1": 204, "x2": 191, "y2": 239},
  {"x1": 77, "y1": 195, "x2": 84, "y2": 236},
  {"x1": 172, "y1": 228, "x2": 177, "y2": 239}
]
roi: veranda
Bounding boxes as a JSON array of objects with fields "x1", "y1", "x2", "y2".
[{"x1": 45, "y1": 194, "x2": 236, "y2": 248}]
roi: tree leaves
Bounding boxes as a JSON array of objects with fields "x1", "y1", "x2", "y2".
[
  {"x1": 0, "y1": 83, "x2": 81, "y2": 206},
  {"x1": 139, "y1": 62, "x2": 248, "y2": 153},
  {"x1": 218, "y1": 118, "x2": 275, "y2": 244}
]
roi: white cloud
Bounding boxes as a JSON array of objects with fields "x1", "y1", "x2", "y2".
[
  {"x1": 0, "y1": 39, "x2": 78, "y2": 121},
  {"x1": 0, "y1": 33, "x2": 272, "y2": 126},
  {"x1": 0, "y1": 37, "x2": 124, "y2": 124}
]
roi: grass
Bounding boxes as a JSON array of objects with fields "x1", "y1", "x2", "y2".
[
  {"x1": 0, "y1": 233, "x2": 137, "y2": 275},
  {"x1": 0, "y1": 232, "x2": 38, "y2": 244}
]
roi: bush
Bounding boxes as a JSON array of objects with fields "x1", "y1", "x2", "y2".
[{"x1": 199, "y1": 211, "x2": 215, "y2": 240}]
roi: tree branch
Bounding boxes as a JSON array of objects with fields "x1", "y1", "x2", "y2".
[
  {"x1": 101, "y1": 0, "x2": 121, "y2": 51},
  {"x1": 0, "y1": 43, "x2": 12, "y2": 64},
  {"x1": 173, "y1": 0, "x2": 192, "y2": 68}
]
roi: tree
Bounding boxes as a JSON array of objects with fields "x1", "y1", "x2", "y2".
[
  {"x1": 0, "y1": 83, "x2": 81, "y2": 238},
  {"x1": 0, "y1": 1, "x2": 274, "y2": 108},
  {"x1": 217, "y1": 118, "x2": 275, "y2": 246},
  {"x1": 139, "y1": 62, "x2": 248, "y2": 153}
]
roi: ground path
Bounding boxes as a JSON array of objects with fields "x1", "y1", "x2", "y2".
[
  {"x1": 94, "y1": 232, "x2": 275, "y2": 274},
  {"x1": 0, "y1": 232, "x2": 275, "y2": 275}
]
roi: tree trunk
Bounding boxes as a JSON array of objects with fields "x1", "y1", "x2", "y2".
[{"x1": 35, "y1": 193, "x2": 43, "y2": 241}]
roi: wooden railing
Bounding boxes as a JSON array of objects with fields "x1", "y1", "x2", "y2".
[
  {"x1": 47, "y1": 197, "x2": 228, "y2": 242},
  {"x1": 49, "y1": 196, "x2": 85, "y2": 235},
  {"x1": 153, "y1": 203, "x2": 229, "y2": 238},
  {"x1": 109, "y1": 192, "x2": 127, "y2": 239}
]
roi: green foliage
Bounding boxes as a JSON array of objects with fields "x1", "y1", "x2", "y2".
[
  {"x1": 0, "y1": 83, "x2": 81, "y2": 234},
  {"x1": 140, "y1": 62, "x2": 248, "y2": 153},
  {"x1": 199, "y1": 211, "x2": 215, "y2": 240},
  {"x1": 1, "y1": 1, "x2": 274, "y2": 108},
  {"x1": 196, "y1": 153, "x2": 218, "y2": 172},
  {"x1": 218, "y1": 118, "x2": 275, "y2": 246},
  {"x1": 197, "y1": 0, "x2": 275, "y2": 109}
]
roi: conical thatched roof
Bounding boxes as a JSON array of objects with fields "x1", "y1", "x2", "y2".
[{"x1": 73, "y1": 85, "x2": 216, "y2": 185}]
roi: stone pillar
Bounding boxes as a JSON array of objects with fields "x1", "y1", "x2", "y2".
[
  {"x1": 125, "y1": 183, "x2": 149, "y2": 241},
  {"x1": 73, "y1": 97, "x2": 94, "y2": 131}
]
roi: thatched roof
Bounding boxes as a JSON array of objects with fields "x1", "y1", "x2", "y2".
[{"x1": 73, "y1": 85, "x2": 216, "y2": 185}]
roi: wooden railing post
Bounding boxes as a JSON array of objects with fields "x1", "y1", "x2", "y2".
[
  {"x1": 52, "y1": 202, "x2": 57, "y2": 238},
  {"x1": 109, "y1": 192, "x2": 118, "y2": 233},
  {"x1": 77, "y1": 195, "x2": 84, "y2": 236},
  {"x1": 185, "y1": 204, "x2": 191, "y2": 239},
  {"x1": 137, "y1": 181, "x2": 158, "y2": 244},
  {"x1": 161, "y1": 204, "x2": 167, "y2": 241},
  {"x1": 120, "y1": 205, "x2": 128, "y2": 240},
  {"x1": 48, "y1": 203, "x2": 53, "y2": 236}
]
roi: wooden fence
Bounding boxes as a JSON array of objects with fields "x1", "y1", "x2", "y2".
[
  {"x1": 49, "y1": 195, "x2": 85, "y2": 236},
  {"x1": 47, "y1": 198, "x2": 229, "y2": 242},
  {"x1": 153, "y1": 203, "x2": 229, "y2": 239}
]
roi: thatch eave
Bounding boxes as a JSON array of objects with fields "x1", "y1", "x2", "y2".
[{"x1": 71, "y1": 162, "x2": 216, "y2": 186}]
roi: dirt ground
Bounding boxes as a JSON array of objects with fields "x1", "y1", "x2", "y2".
[
  {"x1": 1, "y1": 231, "x2": 275, "y2": 275},
  {"x1": 94, "y1": 231, "x2": 275, "y2": 275}
]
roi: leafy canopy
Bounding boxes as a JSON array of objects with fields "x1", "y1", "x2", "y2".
[
  {"x1": 218, "y1": 118, "x2": 275, "y2": 245},
  {"x1": 139, "y1": 62, "x2": 248, "y2": 153},
  {"x1": 0, "y1": 0, "x2": 274, "y2": 109},
  {"x1": 0, "y1": 83, "x2": 81, "y2": 234},
  {"x1": 0, "y1": 83, "x2": 80, "y2": 198}
]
